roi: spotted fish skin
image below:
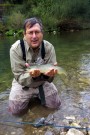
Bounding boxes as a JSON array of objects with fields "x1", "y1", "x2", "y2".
[{"x1": 26, "y1": 64, "x2": 67, "y2": 76}]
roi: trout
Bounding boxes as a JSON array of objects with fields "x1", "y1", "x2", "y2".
[{"x1": 26, "y1": 64, "x2": 67, "y2": 76}]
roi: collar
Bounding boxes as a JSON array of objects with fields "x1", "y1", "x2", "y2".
[{"x1": 23, "y1": 37, "x2": 41, "y2": 52}]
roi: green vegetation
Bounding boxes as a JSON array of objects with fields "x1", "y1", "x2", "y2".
[{"x1": 0, "y1": 0, "x2": 90, "y2": 35}]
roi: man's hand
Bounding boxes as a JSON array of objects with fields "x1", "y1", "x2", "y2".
[
  {"x1": 44, "y1": 68, "x2": 57, "y2": 77},
  {"x1": 44, "y1": 62, "x2": 58, "y2": 77},
  {"x1": 29, "y1": 69, "x2": 41, "y2": 78}
]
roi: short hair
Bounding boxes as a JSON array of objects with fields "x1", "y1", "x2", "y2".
[{"x1": 23, "y1": 17, "x2": 43, "y2": 33}]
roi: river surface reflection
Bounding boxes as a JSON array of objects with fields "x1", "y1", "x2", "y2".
[{"x1": 0, "y1": 30, "x2": 90, "y2": 134}]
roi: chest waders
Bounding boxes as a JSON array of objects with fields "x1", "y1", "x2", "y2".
[{"x1": 20, "y1": 39, "x2": 46, "y2": 105}]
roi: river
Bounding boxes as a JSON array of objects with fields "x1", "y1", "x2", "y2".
[{"x1": 0, "y1": 30, "x2": 90, "y2": 134}]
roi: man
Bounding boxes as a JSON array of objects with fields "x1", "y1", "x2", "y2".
[{"x1": 9, "y1": 17, "x2": 61, "y2": 116}]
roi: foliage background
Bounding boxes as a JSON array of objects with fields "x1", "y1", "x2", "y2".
[{"x1": 0, "y1": 0, "x2": 90, "y2": 33}]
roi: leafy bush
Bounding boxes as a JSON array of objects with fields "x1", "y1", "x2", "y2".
[
  {"x1": 2, "y1": 0, "x2": 90, "y2": 31},
  {"x1": 7, "y1": 11, "x2": 25, "y2": 30},
  {"x1": 0, "y1": 22, "x2": 6, "y2": 33},
  {"x1": 5, "y1": 29, "x2": 15, "y2": 36}
]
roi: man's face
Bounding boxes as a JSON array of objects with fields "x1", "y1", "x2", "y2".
[{"x1": 24, "y1": 23, "x2": 43, "y2": 49}]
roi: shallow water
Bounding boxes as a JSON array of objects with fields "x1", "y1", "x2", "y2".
[{"x1": 0, "y1": 30, "x2": 90, "y2": 134}]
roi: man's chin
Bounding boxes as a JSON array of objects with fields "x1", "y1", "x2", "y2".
[{"x1": 32, "y1": 44, "x2": 39, "y2": 49}]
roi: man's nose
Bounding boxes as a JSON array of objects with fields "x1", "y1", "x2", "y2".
[{"x1": 32, "y1": 32, "x2": 36, "y2": 37}]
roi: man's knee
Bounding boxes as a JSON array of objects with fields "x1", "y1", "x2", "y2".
[
  {"x1": 43, "y1": 82, "x2": 61, "y2": 109},
  {"x1": 8, "y1": 100, "x2": 29, "y2": 116},
  {"x1": 45, "y1": 93, "x2": 61, "y2": 109},
  {"x1": 8, "y1": 106, "x2": 28, "y2": 116}
]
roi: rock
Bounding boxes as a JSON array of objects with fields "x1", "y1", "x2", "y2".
[
  {"x1": 44, "y1": 131, "x2": 55, "y2": 135},
  {"x1": 60, "y1": 132, "x2": 67, "y2": 135},
  {"x1": 11, "y1": 132, "x2": 16, "y2": 135},
  {"x1": 88, "y1": 125, "x2": 90, "y2": 135},
  {"x1": 70, "y1": 122, "x2": 81, "y2": 128},
  {"x1": 66, "y1": 128, "x2": 84, "y2": 135},
  {"x1": 65, "y1": 116, "x2": 75, "y2": 121}
]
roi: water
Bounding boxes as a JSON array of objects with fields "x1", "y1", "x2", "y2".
[
  {"x1": 0, "y1": 30, "x2": 90, "y2": 134},
  {"x1": 0, "y1": 36, "x2": 16, "y2": 92}
]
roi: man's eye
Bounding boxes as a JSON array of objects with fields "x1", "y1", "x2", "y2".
[
  {"x1": 27, "y1": 31, "x2": 41, "y2": 35},
  {"x1": 29, "y1": 32, "x2": 33, "y2": 35},
  {"x1": 35, "y1": 31, "x2": 40, "y2": 34}
]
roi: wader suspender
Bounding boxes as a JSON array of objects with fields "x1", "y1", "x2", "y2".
[{"x1": 20, "y1": 39, "x2": 46, "y2": 105}]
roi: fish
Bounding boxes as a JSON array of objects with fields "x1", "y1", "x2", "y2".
[{"x1": 26, "y1": 64, "x2": 67, "y2": 76}]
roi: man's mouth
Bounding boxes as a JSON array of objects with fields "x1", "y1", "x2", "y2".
[{"x1": 32, "y1": 40, "x2": 38, "y2": 44}]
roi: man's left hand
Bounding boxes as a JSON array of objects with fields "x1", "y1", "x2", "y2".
[{"x1": 44, "y1": 68, "x2": 57, "y2": 77}]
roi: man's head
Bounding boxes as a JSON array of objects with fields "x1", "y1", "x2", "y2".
[{"x1": 23, "y1": 17, "x2": 43, "y2": 49}]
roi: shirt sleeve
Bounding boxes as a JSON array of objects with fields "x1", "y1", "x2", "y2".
[
  {"x1": 10, "y1": 42, "x2": 32, "y2": 87},
  {"x1": 44, "y1": 40, "x2": 57, "y2": 64}
]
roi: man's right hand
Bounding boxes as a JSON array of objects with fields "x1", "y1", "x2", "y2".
[{"x1": 29, "y1": 69, "x2": 41, "y2": 78}]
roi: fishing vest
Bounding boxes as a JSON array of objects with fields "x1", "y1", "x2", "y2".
[{"x1": 20, "y1": 39, "x2": 46, "y2": 105}]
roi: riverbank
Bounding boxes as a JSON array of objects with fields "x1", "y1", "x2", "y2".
[{"x1": 0, "y1": 17, "x2": 90, "y2": 36}]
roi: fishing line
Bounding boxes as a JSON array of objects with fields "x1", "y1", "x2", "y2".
[
  {"x1": 0, "y1": 122, "x2": 22, "y2": 128},
  {"x1": 0, "y1": 120, "x2": 90, "y2": 131}
]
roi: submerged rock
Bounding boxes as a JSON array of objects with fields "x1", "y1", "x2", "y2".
[
  {"x1": 44, "y1": 131, "x2": 55, "y2": 135},
  {"x1": 66, "y1": 128, "x2": 84, "y2": 135}
]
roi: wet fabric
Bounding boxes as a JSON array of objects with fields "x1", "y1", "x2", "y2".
[{"x1": 9, "y1": 79, "x2": 61, "y2": 115}]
